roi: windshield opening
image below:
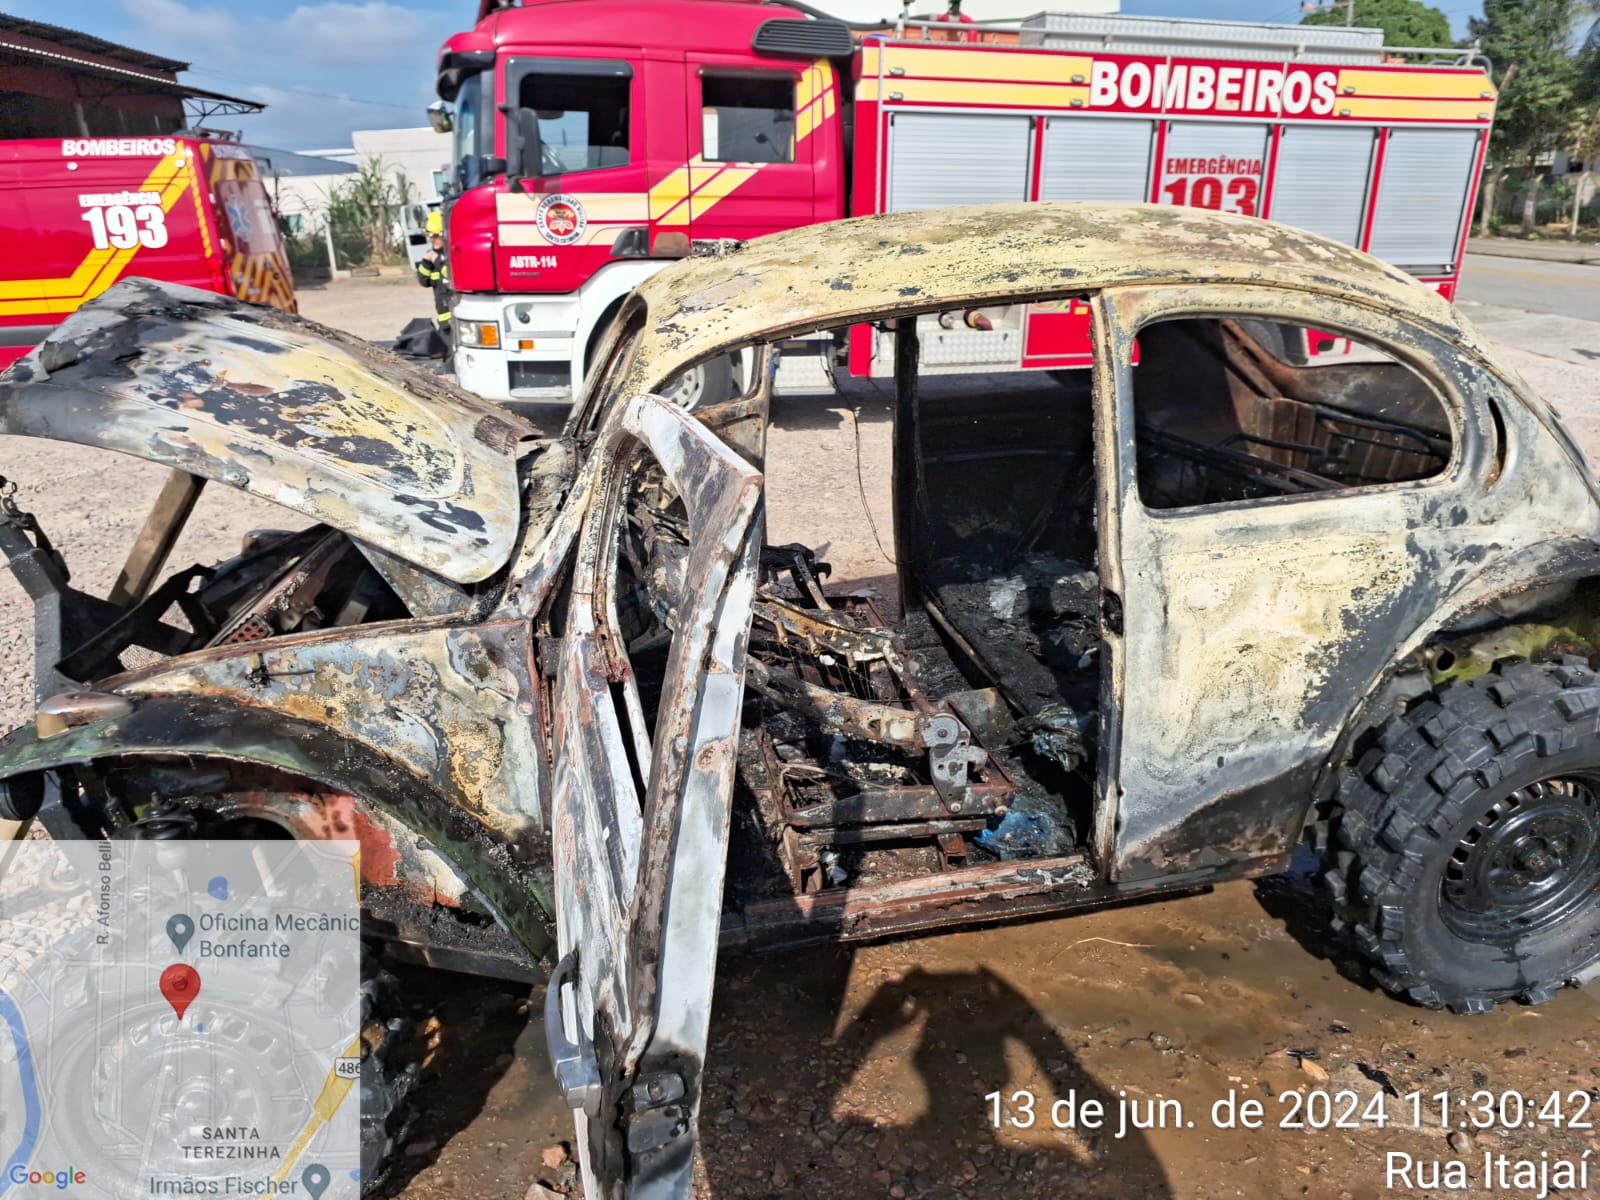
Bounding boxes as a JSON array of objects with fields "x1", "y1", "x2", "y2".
[{"x1": 452, "y1": 71, "x2": 486, "y2": 191}]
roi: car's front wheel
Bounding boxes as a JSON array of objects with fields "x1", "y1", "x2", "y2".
[{"x1": 1325, "y1": 658, "x2": 1600, "y2": 1013}]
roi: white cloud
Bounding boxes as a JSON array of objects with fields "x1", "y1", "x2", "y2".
[
  {"x1": 102, "y1": 0, "x2": 453, "y2": 148},
  {"x1": 244, "y1": 83, "x2": 396, "y2": 149},
  {"x1": 279, "y1": 2, "x2": 433, "y2": 68},
  {"x1": 120, "y1": 0, "x2": 240, "y2": 56}
]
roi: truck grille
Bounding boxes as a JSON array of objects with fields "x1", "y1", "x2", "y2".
[
  {"x1": 752, "y1": 17, "x2": 852, "y2": 59},
  {"x1": 508, "y1": 362, "x2": 572, "y2": 394}
]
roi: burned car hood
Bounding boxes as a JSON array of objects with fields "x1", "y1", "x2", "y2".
[{"x1": 0, "y1": 278, "x2": 536, "y2": 584}]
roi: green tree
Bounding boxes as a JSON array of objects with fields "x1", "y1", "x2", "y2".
[
  {"x1": 1300, "y1": 0, "x2": 1453, "y2": 48},
  {"x1": 1568, "y1": 21, "x2": 1600, "y2": 232},
  {"x1": 320, "y1": 155, "x2": 412, "y2": 267},
  {"x1": 1469, "y1": 0, "x2": 1580, "y2": 233}
]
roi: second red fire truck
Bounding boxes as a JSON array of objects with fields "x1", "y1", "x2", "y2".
[
  {"x1": 433, "y1": 1, "x2": 1496, "y2": 403},
  {"x1": 0, "y1": 135, "x2": 297, "y2": 372}
]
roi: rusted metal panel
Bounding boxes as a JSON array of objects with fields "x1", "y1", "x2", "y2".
[
  {"x1": 0, "y1": 699, "x2": 553, "y2": 958},
  {"x1": 1098, "y1": 283, "x2": 1600, "y2": 880},
  {"x1": 0, "y1": 278, "x2": 536, "y2": 584},
  {"x1": 547, "y1": 391, "x2": 762, "y2": 1199},
  {"x1": 722, "y1": 852, "x2": 1102, "y2": 952},
  {"x1": 104, "y1": 617, "x2": 549, "y2": 848}
]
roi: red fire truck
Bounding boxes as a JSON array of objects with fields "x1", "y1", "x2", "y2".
[
  {"x1": 0, "y1": 135, "x2": 297, "y2": 371},
  {"x1": 433, "y1": 1, "x2": 1496, "y2": 403}
]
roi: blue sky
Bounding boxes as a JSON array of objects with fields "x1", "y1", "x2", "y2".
[{"x1": 11, "y1": 0, "x2": 1487, "y2": 151}]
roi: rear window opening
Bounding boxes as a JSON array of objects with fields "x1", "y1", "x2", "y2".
[{"x1": 1130, "y1": 317, "x2": 1452, "y2": 509}]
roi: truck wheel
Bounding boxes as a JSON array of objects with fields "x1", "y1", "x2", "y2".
[
  {"x1": 1324, "y1": 657, "x2": 1600, "y2": 1013},
  {"x1": 657, "y1": 354, "x2": 738, "y2": 408}
]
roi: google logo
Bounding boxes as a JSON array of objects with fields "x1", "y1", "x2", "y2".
[{"x1": 6, "y1": 1167, "x2": 87, "y2": 1189}]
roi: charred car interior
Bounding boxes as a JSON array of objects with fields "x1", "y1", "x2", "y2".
[{"x1": 608, "y1": 306, "x2": 1459, "y2": 949}]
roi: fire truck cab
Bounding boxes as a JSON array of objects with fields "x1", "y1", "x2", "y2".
[{"x1": 435, "y1": 0, "x2": 1495, "y2": 404}]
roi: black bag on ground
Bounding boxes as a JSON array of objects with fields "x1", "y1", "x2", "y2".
[{"x1": 393, "y1": 317, "x2": 449, "y2": 360}]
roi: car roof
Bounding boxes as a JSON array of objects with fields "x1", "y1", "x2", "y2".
[{"x1": 618, "y1": 201, "x2": 1478, "y2": 393}]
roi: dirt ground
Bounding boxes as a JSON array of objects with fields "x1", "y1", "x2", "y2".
[{"x1": 3, "y1": 274, "x2": 1600, "y2": 1200}]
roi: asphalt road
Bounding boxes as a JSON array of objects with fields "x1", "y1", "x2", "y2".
[{"x1": 1457, "y1": 251, "x2": 1600, "y2": 323}]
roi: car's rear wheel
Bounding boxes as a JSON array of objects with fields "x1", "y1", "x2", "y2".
[{"x1": 1324, "y1": 657, "x2": 1600, "y2": 1013}]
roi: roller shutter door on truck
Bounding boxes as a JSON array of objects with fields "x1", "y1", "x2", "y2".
[
  {"x1": 1039, "y1": 118, "x2": 1154, "y2": 202},
  {"x1": 887, "y1": 113, "x2": 1032, "y2": 211},
  {"x1": 1366, "y1": 128, "x2": 1481, "y2": 272},
  {"x1": 1268, "y1": 126, "x2": 1376, "y2": 247},
  {"x1": 1158, "y1": 121, "x2": 1270, "y2": 214}
]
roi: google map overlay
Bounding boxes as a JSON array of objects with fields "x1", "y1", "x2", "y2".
[{"x1": 0, "y1": 840, "x2": 361, "y2": 1200}]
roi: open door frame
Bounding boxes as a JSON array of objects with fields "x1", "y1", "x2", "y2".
[{"x1": 544, "y1": 390, "x2": 762, "y2": 1199}]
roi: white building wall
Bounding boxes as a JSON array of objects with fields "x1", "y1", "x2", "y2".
[
  {"x1": 353, "y1": 127, "x2": 452, "y2": 205},
  {"x1": 266, "y1": 172, "x2": 355, "y2": 233},
  {"x1": 261, "y1": 128, "x2": 449, "y2": 236}
]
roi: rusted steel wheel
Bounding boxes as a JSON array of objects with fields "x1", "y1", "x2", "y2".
[{"x1": 1324, "y1": 657, "x2": 1600, "y2": 1013}]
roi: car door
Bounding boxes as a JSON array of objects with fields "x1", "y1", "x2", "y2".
[
  {"x1": 544, "y1": 389, "x2": 761, "y2": 1199},
  {"x1": 1092, "y1": 283, "x2": 1499, "y2": 883}
]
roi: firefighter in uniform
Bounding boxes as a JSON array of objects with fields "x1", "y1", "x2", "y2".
[{"x1": 415, "y1": 211, "x2": 452, "y2": 332}]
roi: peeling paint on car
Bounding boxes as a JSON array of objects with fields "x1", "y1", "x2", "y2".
[{"x1": 0, "y1": 277, "x2": 537, "y2": 583}]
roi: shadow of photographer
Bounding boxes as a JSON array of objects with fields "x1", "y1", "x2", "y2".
[{"x1": 698, "y1": 951, "x2": 1174, "y2": 1199}]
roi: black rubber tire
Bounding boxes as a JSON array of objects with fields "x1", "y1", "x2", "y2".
[
  {"x1": 1324, "y1": 657, "x2": 1600, "y2": 1014},
  {"x1": 658, "y1": 353, "x2": 738, "y2": 407},
  {"x1": 358, "y1": 952, "x2": 420, "y2": 1194}
]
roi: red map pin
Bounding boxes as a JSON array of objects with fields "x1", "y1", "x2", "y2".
[{"x1": 160, "y1": 963, "x2": 201, "y2": 1021}]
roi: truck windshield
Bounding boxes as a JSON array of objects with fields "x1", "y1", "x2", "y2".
[
  {"x1": 453, "y1": 71, "x2": 486, "y2": 190},
  {"x1": 514, "y1": 59, "x2": 631, "y2": 174}
]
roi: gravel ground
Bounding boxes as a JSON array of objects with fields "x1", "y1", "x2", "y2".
[{"x1": 2, "y1": 278, "x2": 1598, "y2": 1199}]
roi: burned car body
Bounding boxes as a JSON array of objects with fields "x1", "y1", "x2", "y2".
[{"x1": 4, "y1": 204, "x2": 1600, "y2": 1198}]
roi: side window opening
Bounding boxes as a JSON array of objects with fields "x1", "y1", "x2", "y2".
[
  {"x1": 519, "y1": 68, "x2": 631, "y2": 173},
  {"x1": 718, "y1": 304, "x2": 1103, "y2": 906},
  {"x1": 608, "y1": 445, "x2": 686, "y2": 751},
  {"x1": 702, "y1": 74, "x2": 795, "y2": 164},
  {"x1": 1130, "y1": 316, "x2": 1453, "y2": 510}
]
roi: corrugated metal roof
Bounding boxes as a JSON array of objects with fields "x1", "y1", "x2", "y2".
[
  {"x1": 0, "y1": 29, "x2": 261, "y2": 110},
  {"x1": 0, "y1": 12, "x2": 187, "y2": 74}
]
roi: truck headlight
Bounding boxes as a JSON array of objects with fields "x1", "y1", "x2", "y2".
[{"x1": 458, "y1": 321, "x2": 500, "y2": 348}]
